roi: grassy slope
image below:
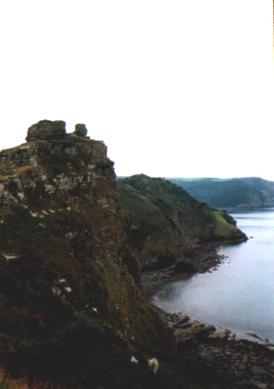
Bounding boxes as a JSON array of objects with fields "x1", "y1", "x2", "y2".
[
  {"x1": 118, "y1": 175, "x2": 246, "y2": 269},
  {"x1": 213, "y1": 210, "x2": 238, "y2": 239}
]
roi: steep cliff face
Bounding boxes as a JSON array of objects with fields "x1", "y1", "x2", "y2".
[
  {"x1": 0, "y1": 122, "x2": 174, "y2": 388},
  {"x1": 0, "y1": 122, "x2": 252, "y2": 389},
  {"x1": 118, "y1": 175, "x2": 246, "y2": 270}
]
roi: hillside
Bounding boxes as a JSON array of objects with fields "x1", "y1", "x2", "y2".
[
  {"x1": 0, "y1": 121, "x2": 271, "y2": 389},
  {"x1": 0, "y1": 121, "x2": 186, "y2": 388},
  {"x1": 1, "y1": 120, "x2": 253, "y2": 388},
  {"x1": 169, "y1": 177, "x2": 274, "y2": 210},
  {"x1": 118, "y1": 175, "x2": 246, "y2": 271}
]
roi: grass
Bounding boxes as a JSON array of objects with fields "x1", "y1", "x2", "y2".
[{"x1": 212, "y1": 210, "x2": 238, "y2": 239}]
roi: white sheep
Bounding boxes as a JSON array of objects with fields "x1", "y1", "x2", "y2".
[
  {"x1": 130, "y1": 356, "x2": 139, "y2": 364},
  {"x1": 148, "y1": 357, "x2": 159, "y2": 374},
  {"x1": 64, "y1": 286, "x2": 72, "y2": 293}
]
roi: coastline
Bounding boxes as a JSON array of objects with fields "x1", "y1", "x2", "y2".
[
  {"x1": 141, "y1": 241, "x2": 237, "y2": 296},
  {"x1": 141, "y1": 241, "x2": 274, "y2": 388}
]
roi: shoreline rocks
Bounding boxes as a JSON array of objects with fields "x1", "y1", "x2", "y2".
[
  {"x1": 141, "y1": 242, "x2": 225, "y2": 296},
  {"x1": 146, "y1": 261, "x2": 274, "y2": 389},
  {"x1": 153, "y1": 307, "x2": 274, "y2": 388}
]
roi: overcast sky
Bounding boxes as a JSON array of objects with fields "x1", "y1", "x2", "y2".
[{"x1": 0, "y1": 1, "x2": 273, "y2": 179}]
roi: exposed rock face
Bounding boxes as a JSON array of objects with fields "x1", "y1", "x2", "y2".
[
  {"x1": 74, "y1": 123, "x2": 88, "y2": 137},
  {"x1": 26, "y1": 120, "x2": 66, "y2": 142},
  {"x1": 0, "y1": 122, "x2": 176, "y2": 388},
  {"x1": 0, "y1": 122, "x2": 269, "y2": 389}
]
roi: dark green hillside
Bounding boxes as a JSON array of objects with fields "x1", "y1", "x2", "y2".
[
  {"x1": 170, "y1": 177, "x2": 274, "y2": 210},
  {"x1": 118, "y1": 175, "x2": 246, "y2": 270}
]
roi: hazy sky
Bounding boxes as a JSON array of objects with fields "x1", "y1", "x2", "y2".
[{"x1": 0, "y1": 1, "x2": 273, "y2": 179}]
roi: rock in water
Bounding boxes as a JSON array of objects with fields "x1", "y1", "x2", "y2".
[
  {"x1": 26, "y1": 119, "x2": 66, "y2": 142},
  {"x1": 74, "y1": 123, "x2": 88, "y2": 137}
]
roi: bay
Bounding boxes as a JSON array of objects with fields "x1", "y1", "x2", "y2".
[{"x1": 152, "y1": 209, "x2": 274, "y2": 343}]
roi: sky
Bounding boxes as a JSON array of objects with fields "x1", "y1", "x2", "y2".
[{"x1": 0, "y1": 1, "x2": 273, "y2": 179}]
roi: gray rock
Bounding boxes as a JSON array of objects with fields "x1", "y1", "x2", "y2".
[
  {"x1": 176, "y1": 323, "x2": 215, "y2": 344},
  {"x1": 208, "y1": 329, "x2": 230, "y2": 341},
  {"x1": 26, "y1": 120, "x2": 66, "y2": 142},
  {"x1": 176, "y1": 314, "x2": 190, "y2": 325},
  {"x1": 74, "y1": 123, "x2": 88, "y2": 137}
]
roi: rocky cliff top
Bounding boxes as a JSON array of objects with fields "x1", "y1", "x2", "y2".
[
  {"x1": 25, "y1": 119, "x2": 89, "y2": 142},
  {"x1": 0, "y1": 120, "x2": 175, "y2": 388},
  {"x1": 0, "y1": 121, "x2": 260, "y2": 389}
]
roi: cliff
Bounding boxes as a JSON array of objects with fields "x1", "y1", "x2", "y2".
[
  {"x1": 0, "y1": 121, "x2": 251, "y2": 389},
  {"x1": 0, "y1": 121, "x2": 181, "y2": 388},
  {"x1": 170, "y1": 177, "x2": 274, "y2": 210},
  {"x1": 118, "y1": 175, "x2": 246, "y2": 271}
]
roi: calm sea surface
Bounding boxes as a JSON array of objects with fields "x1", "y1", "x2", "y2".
[{"x1": 152, "y1": 209, "x2": 274, "y2": 343}]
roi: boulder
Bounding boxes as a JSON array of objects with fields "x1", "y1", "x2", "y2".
[
  {"x1": 208, "y1": 329, "x2": 230, "y2": 341},
  {"x1": 26, "y1": 120, "x2": 66, "y2": 142},
  {"x1": 74, "y1": 123, "x2": 88, "y2": 137},
  {"x1": 176, "y1": 323, "x2": 215, "y2": 345},
  {"x1": 175, "y1": 314, "x2": 190, "y2": 327}
]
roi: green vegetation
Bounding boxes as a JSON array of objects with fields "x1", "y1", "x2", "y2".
[
  {"x1": 118, "y1": 175, "x2": 246, "y2": 269},
  {"x1": 212, "y1": 210, "x2": 238, "y2": 239},
  {"x1": 170, "y1": 177, "x2": 274, "y2": 210}
]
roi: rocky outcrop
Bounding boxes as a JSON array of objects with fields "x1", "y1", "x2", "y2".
[
  {"x1": 159, "y1": 311, "x2": 274, "y2": 389},
  {"x1": 0, "y1": 121, "x2": 179, "y2": 388},
  {"x1": 26, "y1": 120, "x2": 90, "y2": 143},
  {"x1": 26, "y1": 120, "x2": 66, "y2": 142},
  {"x1": 74, "y1": 123, "x2": 88, "y2": 137},
  {"x1": 0, "y1": 121, "x2": 270, "y2": 389}
]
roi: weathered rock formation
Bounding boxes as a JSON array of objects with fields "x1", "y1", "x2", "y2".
[
  {"x1": 74, "y1": 123, "x2": 88, "y2": 137},
  {"x1": 0, "y1": 121, "x2": 270, "y2": 389},
  {"x1": 26, "y1": 120, "x2": 66, "y2": 142},
  {"x1": 0, "y1": 121, "x2": 178, "y2": 388},
  {"x1": 26, "y1": 120, "x2": 90, "y2": 143}
]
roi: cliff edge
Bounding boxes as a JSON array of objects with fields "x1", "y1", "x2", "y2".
[
  {"x1": 0, "y1": 121, "x2": 252, "y2": 389},
  {"x1": 0, "y1": 121, "x2": 177, "y2": 388}
]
